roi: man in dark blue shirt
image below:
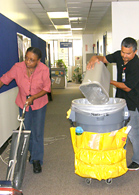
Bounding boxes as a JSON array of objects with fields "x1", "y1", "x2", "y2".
[{"x1": 87, "y1": 37, "x2": 139, "y2": 170}]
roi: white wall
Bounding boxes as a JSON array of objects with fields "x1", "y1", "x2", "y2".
[
  {"x1": 0, "y1": 0, "x2": 45, "y2": 35},
  {"x1": 0, "y1": 88, "x2": 19, "y2": 147},
  {"x1": 112, "y1": 2, "x2": 139, "y2": 51},
  {"x1": 93, "y1": 6, "x2": 112, "y2": 55},
  {"x1": 82, "y1": 34, "x2": 94, "y2": 72},
  {"x1": 111, "y1": 2, "x2": 139, "y2": 95}
]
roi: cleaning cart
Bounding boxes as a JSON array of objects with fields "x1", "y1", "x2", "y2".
[
  {"x1": 68, "y1": 62, "x2": 131, "y2": 184},
  {"x1": 0, "y1": 104, "x2": 31, "y2": 194}
]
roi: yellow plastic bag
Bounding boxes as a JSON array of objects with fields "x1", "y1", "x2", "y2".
[
  {"x1": 66, "y1": 109, "x2": 71, "y2": 119},
  {"x1": 70, "y1": 126, "x2": 130, "y2": 180}
]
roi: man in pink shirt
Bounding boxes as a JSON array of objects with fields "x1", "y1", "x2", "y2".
[{"x1": 0, "y1": 47, "x2": 51, "y2": 174}]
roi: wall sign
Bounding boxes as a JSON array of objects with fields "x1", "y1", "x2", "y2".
[{"x1": 60, "y1": 42, "x2": 72, "y2": 48}]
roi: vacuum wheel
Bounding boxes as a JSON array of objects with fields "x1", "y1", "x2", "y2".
[
  {"x1": 105, "y1": 178, "x2": 112, "y2": 184},
  {"x1": 85, "y1": 178, "x2": 92, "y2": 185}
]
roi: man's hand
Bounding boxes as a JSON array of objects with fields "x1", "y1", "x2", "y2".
[
  {"x1": 87, "y1": 55, "x2": 108, "y2": 70},
  {"x1": 87, "y1": 56, "x2": 100, "y2": 70}
]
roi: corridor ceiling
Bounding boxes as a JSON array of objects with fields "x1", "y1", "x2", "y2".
[{"x1": 23, "y1": 0, "x2": 138, "y2": 36}]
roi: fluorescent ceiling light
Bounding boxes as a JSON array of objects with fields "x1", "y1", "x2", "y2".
[
  {"x1": 69, "y1": 17, "x2": 86, "y2": 21},
  {"x1": 47, "y1": 12, "x2": 69, "y2": 19},
  {"x1": 69, "y1": 17, "x2": 82, "y2": 21},
  {"x1": 71, "y1": 28, "x2": 84, "y2": 30},
  {"x1": 44, "y1": 31, "x2": 72, "y2": 34},
  {"x1": 55, "y1": 25, "x2": 71, "y2": 29},
  {"x1": 36, "y1": 33, "x2": 73, "y2": 41}
]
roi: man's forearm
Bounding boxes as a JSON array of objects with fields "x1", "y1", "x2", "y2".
[{"x1": 110, "y1": 80, "x2": 131, "y2": 92}]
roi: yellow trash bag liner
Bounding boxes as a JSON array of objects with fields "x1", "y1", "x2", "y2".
[
  {"x1": 66, "y1": 109, "x2": 71, "y2": 119},
  {"x1": 70, "y1": 126, "x2": 131, "y2": 181}
]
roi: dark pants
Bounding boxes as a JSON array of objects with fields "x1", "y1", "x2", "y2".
[
  {"x1": 127, "y1": 109, "x2": 139, "y2": 164},
  {"x1": 19, "y1": 105, "x2": 47, "y2": 165}
]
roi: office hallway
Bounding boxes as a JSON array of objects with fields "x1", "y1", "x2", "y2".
[{"x1": 0, "y1": 83, "x2": 138, "y2": 195}]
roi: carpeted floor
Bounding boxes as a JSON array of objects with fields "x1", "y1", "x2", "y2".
[{"x1": 0, "y1": 83, "x2": 138, "y2": 195}]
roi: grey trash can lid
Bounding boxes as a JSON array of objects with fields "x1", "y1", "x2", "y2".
[
  {"x1": 80, "y1": 83, "x2": 109, "y2": 105},
  {"x1": 80, "y1": 62, "x2": 110, "y2": 104}
]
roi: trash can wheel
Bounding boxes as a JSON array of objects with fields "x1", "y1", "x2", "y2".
[
  {"x1": 105, "y1": 178, "x2": 112, "y2": 184},
  {"x1": 85, "y1": 178, "x2": 92, "y2": 185}
]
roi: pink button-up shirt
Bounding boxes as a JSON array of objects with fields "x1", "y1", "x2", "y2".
[{"x1": 0, "y1": 61, "x2": 51, "y2": 111}]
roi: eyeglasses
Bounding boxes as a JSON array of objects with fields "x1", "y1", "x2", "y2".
[{"x1": 25, "y1": 57, "x2": 38, "y2": 63}]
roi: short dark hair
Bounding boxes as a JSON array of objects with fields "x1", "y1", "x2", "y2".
[
  {"x1": 26, "y1": 47, "x2": 42, "y2": 59},
  {"x1": 121, "y1": 37, "x2": 137, "y2": 52}
]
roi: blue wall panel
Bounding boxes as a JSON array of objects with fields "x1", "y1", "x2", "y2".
[{"x1": 0, "y1": 14, "x2": 46, "y2": 93}]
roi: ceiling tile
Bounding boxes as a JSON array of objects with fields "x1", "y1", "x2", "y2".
[
  {"x1": 92, "y1": 2, "x2": 111, "y2": 7},
  {"x1": 51, "y1": 18, "x2": 70, "y2": 25},
  {"x1": 39, "y1": 0, "x2": 67, "y2": 12},
  {"x1": 30, "y1": 8, "x2": 46, "y2": 13},
  {"x1": 68, "y1": 7, "x2": 90, "y2": 11},
  {"x1": 34, "y1": 13, "x2": 48, "y2": 18},
  {"x1": 93, "y1": 0, "x2": 115, "y2": 2},
  {"x1": 23, "y1": 0, "x2": 114, "y2": 35},
  {"x1": 23, "y1": 0, "x2": 39, "y2": 3},
  {"x1": 40, "y1": 18, "x2": 52, "y2": 24},
  {"x1": 71, "y1": 23, "x2": 85, "y2": 28},
  {"x1": 67, "y1": 2, "x2": 91, "y2": 8},
  {"x1": 25, "y1": 3, "x2": 42, "y2": 9},
  {"x1": 67, "y1": 0, "x2": 91, "y2": 2}
]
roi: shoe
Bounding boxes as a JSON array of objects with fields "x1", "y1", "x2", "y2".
[
  {"x1": 128, "y1": 162, "x2": 139, "y2": 171},
  {"x1": 33, "y1": 160, "x2": 42, "y2": 173}
]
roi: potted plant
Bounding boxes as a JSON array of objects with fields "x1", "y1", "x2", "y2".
[
  {"x1": 56, "y1": 59, "x2": 64, "y2": 68},
  {"x1": 55, "y1": 59, "x2": 68, "y2": 79},
  {"x1": 72, "y1": 66, "x2": 82, "y2": 84}
]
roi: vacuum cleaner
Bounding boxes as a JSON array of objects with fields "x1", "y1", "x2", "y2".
[{"x1": 0, "y1": 104, "x2": 31, "y2": 195}]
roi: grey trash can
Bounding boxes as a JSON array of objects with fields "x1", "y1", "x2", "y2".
[
  {"x1": 69, "y1": 98, "x2": 129, "y2": 133},
  {"x1": 69, "y1": 62, "x2": 129, "y2": 133}
]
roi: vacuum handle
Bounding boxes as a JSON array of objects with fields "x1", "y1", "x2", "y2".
[
  {"x1": 22, "y1": 104, "x2": 27, "y2": 119},
  {"x1": 7, "y1": 103, "x2": 27, "y2": 182}
]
